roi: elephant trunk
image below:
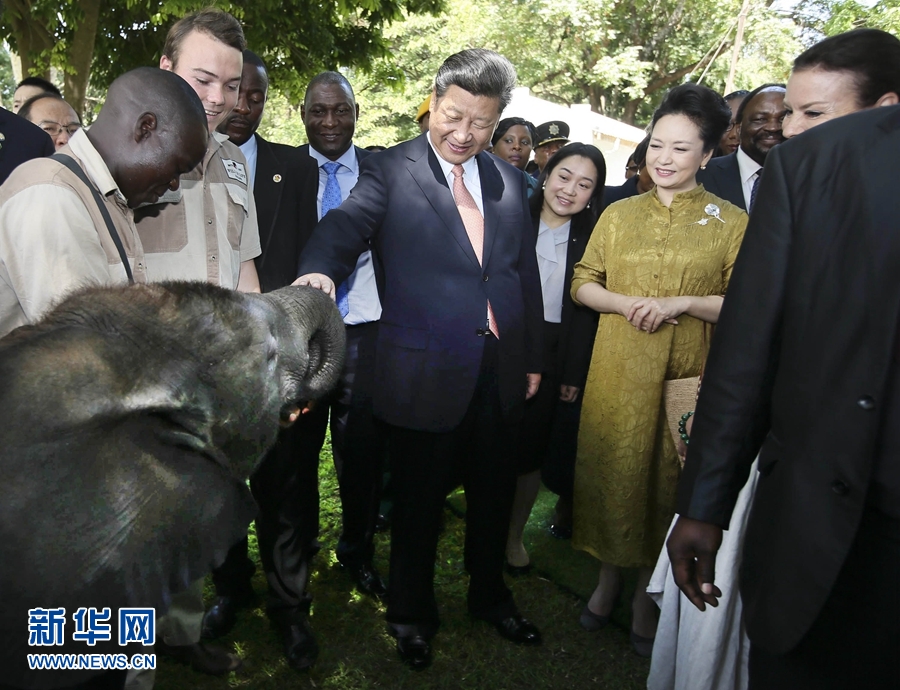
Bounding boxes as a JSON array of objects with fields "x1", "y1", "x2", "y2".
[{"x1": 258, "y1": 285, "x2": 346, "y2": 403}]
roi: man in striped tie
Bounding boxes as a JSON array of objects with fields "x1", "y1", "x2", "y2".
[{"x1": 295, "y1": 49, "x2": 545, "y2": 670}]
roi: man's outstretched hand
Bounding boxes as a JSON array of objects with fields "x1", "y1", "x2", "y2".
[
  {"x1": 667, "y1": 515, "x2": 724, "y2": 611},
  {"x1": 293, "y1": 273, "x2": 336, "y2": 299}
]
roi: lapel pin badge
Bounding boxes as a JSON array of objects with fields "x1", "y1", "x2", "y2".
[{"x1": 273, "y1": 174, "x2": 282, "y2": 183}]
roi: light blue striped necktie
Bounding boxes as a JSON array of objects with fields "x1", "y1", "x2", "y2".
[{"x1": 321, "y1": 161, "x2": 350, "y2": 318}]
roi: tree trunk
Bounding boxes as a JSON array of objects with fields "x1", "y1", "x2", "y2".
[
  {"x1": 64, "y1": 0, "x2": 102, "y2": 116},
  {"x1": 621, "y1": 100, "x2": 640, "y2": 126},
  {"x1": 4, "y1": 0, "x2": 54, "y2": 78}
]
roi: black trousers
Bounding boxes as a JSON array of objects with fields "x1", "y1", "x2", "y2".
[
  {"x1": 384, "y1": 335, "x2": 519, "y2": 634},
  {"x1": 211, "y1": 323, "x2": 384, "y2": 620},
  {"x1": 748, "y1": 506, "x2": 900, "y2": 689}
]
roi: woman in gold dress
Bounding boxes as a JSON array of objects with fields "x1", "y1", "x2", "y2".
[{"x1": 569, "y1": 84, "x2": 748, "y2": 655}]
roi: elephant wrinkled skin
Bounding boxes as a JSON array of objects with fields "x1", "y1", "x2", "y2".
[{"x1": 0, "y1": 281, "x2": 345, "y2": 689}]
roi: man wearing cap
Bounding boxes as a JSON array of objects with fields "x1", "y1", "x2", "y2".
[
  {"x1": 532, "y1": 120, "x2": 570, "y2": 176},
  {"x1": 415, "y1": 95, "x2": 431, "y2": 133}
]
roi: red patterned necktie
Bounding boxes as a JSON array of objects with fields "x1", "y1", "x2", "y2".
[{"x1": 451, "y1": 164, "x2": 499, "y2": 337}]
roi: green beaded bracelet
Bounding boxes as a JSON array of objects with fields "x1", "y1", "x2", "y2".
[{"x1": 678, "y1": 411, "x2": 694, "y2": 444}]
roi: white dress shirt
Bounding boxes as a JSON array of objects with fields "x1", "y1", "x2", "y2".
[
  {"x1": 308, "y1": 145, "x2": 381, "y2": 325},
  {"x1": 535, "y1": 218, "x2": 570, "y2": 323},
  {"x1": 238, "y1": 135, "x2": 258, "y2": 190},
  {"x1": 736, "y1": 147, "x2": 762, "y2": 210}
]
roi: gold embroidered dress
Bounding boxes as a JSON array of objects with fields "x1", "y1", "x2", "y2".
[{"x1": 570, "y1": 185, "x2": 747, "y2": 567}]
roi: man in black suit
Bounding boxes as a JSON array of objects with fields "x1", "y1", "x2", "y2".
[
  {"x1": 0, "y1": 107, "x2": 53, "y2": 185},
  {"x1": 667, "y1": 105, "x2": 900, "y2": 688},
  {"x1": 200, "y1": 50, "x2": 323, "y2": 672},
  {"x1": 213, "y1": 69, "x2": 385, "y2": 671},
  {"x1": 697, "y1": 83, "x2": 786, "y2": 211},
  {"x1": 296, "y1": 48, "x2": 544, "y2": 670}
]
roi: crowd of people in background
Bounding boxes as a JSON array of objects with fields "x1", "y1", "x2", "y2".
[{"x1": 0, "y1": 12, "x2": 898, "y2": 690}]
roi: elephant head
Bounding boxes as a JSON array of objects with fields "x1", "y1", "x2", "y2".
[{"x1": 0, "y1": 281, "x2": 345, "y2": 689}]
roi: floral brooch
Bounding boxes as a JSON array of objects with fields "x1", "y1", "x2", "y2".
[{"x1": 690, "y1": 203, "x2": 726, "y2": 226}]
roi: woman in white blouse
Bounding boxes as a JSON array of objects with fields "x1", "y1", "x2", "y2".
[{"x1": 505, "y1": 143, "x2": 607, "y2": 573}]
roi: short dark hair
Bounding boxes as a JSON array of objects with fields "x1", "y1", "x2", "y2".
[
  {"x1": 735, "y1": 83, "x2": 786, "y2": 126},
  {"x1": 723, "y1": 89, "x2": 750, "y2": 103},
  {"x1": 16, "y1": 76, "x2": 61, "y2": 97},
  {"x1": 434, "y1": 49, "x2": 517, "y2": 113},
  {"x1": 303, "y1": 71, "x2": 355, "y2": 109},
  {"x1": 491, "y1": 117, "x2": 537, "y2": 146},
  {"x1": 632, "y1": 134, "x2": 651, "y2": 168},
  {"x1": 243, "y1": 50, "x2": 267, "y2": 72},
  {"x1": 793, "y1": 28, "x2": 900, "y2": 108},
  {"x1": 530, "y1": 142, "x2": 607, "y2": 231},
  {"x1": 18, "y1": 93, "x2": 74, "y2": 123},
  {"x1": 163, "y1": 8, "x2": 246, "y2": 68},
  {"x1": 649, "y1": 83, "x2": 732, "y2": 153}
]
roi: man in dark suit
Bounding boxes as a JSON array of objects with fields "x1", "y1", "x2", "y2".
[
  {"x1": 201, "y1": 50, "x2": 323, "y2": 672},
  {"x1": 697, "y1": 83, "x2": 786, "y2": 211},
  {"x1": 296, "y1": 49, "x2": 545, "y2": 670},
  {"x1": 0, "y1": 107, "x2": 53, "y2": 185},
  {"x1": 214, "y1": 69, "x2": 385, "y2": 671},
  {"x1": 667, "y1": 105, "x2": 900, "y2": 688}
]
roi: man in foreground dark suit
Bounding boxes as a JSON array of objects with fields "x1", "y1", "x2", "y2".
[
  {"x1": 696, "y1": 83, "x2": 786, "y2": 211},
  {"x1": 295, "y1": 48, "x2": 544, "y2": 670},
  {"x1": 201, "y1": 50, "x2": 323, "y2": 672},
  {"x1": 667, "y1": 105, "x2": 900, "y2": 688}
]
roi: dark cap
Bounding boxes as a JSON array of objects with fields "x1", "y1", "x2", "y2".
[{"x1": 534, "y1": 120, "x2": 570, "y2": 148}]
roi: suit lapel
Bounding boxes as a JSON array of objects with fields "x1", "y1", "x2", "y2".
[
  {"x1": 477, "y1": 152, "x2": 500, "y2": 270},
  {"x1": 407, "y1": 137, "x2": 481, "y2": 270},
  {"x1": 253, "y1": 135, "x2": 285, "y2": 260}
]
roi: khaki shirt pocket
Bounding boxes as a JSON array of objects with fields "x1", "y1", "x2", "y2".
[{"x1": 225, "y1": 183, "x2": 249, "y2": 252}]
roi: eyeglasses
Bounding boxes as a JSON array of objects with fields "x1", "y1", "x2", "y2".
[
  {"x1": 724, "y1": 121, "x2": 738, "y2": 133},
  {"x1": 38, "y1": 121, "x2": 82, "y2": 138}
]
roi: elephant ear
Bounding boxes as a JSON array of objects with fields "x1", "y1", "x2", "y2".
[{"x1": 0, "y1": 343, "x2": 257, "y2": 689}]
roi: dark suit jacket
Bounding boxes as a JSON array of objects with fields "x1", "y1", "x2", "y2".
[
  {"x1": 529, "y1": 211, "x2": 597, "y2": 388},
  {"x1": 297, "y1": 134, "x2": 543, "y2": 432},
  {"x1": 0, "y1": 108, "x2": 54, "y2": 186},
  {"x1": 696, "y1": 151, "x2": 745, "y2": 210},
  {"x1": 252, "y1": 134, "x2": 320, "y2": 293},
  {"x1": 603, "y1": 176, "x2": 641, "y2": 207},
  {"x1": 677, "y1": 105, "x2": 900, "y2": 654}
]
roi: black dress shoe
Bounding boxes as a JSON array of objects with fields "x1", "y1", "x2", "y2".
[
  {"x1": 491, "y1": 614, "x2": 542, "y2": 646},
  {"x1": 201, "y1": 593, "x2": 255, "y2": 640},
  {"x1": 156, "y1": 640, "x2": 243, "y2": 675},
  {"x1": 396, "y1": 635, "x2": 432, "y2": 670},
  {"x1": 278, "y1": 618, "x2": 319, "y2": 671},
  {"x1": 341, "y1": 561, "x2": 387, "y2": 599},
  {"x1": 548, "y1": 522, "x2": 573, "y2": 540}
]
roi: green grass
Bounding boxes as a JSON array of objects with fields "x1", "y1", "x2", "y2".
[{"x1": 154, "y1": 445, "x2": 651, "y2": 689}]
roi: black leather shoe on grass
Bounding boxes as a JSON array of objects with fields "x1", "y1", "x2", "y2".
[
  {"x1": 396, "y1": 635, "x2": 432, "y2": 670},
  {"x1": 490, "y1": 614, "x2": 542, "y2": 645}
]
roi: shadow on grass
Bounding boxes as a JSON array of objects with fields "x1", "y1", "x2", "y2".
[{"x1": 154, "y1": 446, "x2": 651, "y2": 689}]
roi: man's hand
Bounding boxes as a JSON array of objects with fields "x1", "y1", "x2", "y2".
[
  {"x1": 666, "y1": 515, "x2": 724, "y2": 611},
  {"x1": 292, "y1": 273, "x2": 336, "y2": 299},
  {"x1": 525, "y1": 373, "x2": 541, "y2": 400},
  {"x1": 559, "y1": 385, "x2": 580, "y2": 403}
]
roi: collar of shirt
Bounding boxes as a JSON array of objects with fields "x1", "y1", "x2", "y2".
[
  {"x1": 736, "y1": 146, "x2": 762, "y2": 186},
  {"x1": 308, "y1": 145, "x2": 359, "y2": 177},
  {"x1": 238, "y1": 134, "x2": 258, "y2": 189},
  {"x1": 536, "y1": 218, "x2": 571, "y2": 264},
  {"x1": 66, "y1": 128, "x2": 127, "y2": 204},
  {"x1": 426, "y1": 133, "x2": 483, "y2": 212}
]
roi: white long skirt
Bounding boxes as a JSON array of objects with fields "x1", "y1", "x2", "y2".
[{"x1": 646, "y1": 459, "x2": 759, "y2": 690}]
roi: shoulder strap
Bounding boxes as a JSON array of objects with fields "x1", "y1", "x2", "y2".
[{"x1": 51, "y1": 153, "x2": 134, "y2": 284}]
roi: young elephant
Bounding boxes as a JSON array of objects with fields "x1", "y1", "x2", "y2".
[{"x1": 0, "y1": 281, "x2": 345, "y2": 689}]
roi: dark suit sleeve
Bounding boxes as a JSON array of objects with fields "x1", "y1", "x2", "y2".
[
  {"x1": 296, "y1": 154, "x2": 387, "y2": 284},
  {"x1": 677, "y1": 146, "x2": 791, "y2": 527},
  {"x1": 516, "y1": 177, "x2": 544, "y2": 372}
]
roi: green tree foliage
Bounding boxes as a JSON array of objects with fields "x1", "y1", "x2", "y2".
[
  {"x1": 335, "y1": 0, "x2": 801, "y2": 148},
  {"x1": 794, "y1": 0, "x2": 900, "y2": 35},
  {"x1": 0, "y1": 0, "x2": 444, "y2": 116}
]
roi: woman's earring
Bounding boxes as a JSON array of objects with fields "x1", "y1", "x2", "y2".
[{"x1": 700, "y1": 165, "x2": 707, "y2": 170}]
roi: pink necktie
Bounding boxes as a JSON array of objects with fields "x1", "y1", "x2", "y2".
[{"x1": 452, "y1": 164, "x2": 498, "y2": 337}]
